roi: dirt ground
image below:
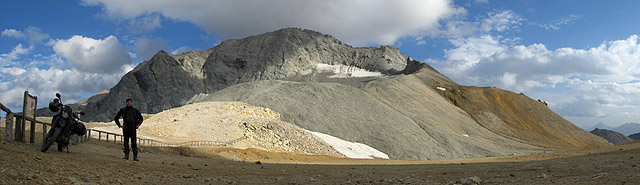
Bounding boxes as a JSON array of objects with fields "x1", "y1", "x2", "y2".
[{"x1": 1, "y1": 127, "x2": 639, "y2": 185}]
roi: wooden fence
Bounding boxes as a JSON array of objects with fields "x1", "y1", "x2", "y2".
[
  {"x1": 2, "y1": 102, "x2": 87, "y2": 145},
  {"x1": 88, "y1": 128, "x2": 248, "y2": 148},
  {"x1": 3, "y1": 92, "x2": 246, "y2": 149}
]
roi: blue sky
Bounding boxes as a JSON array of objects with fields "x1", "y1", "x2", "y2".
[{"x1": 1, "y1": 0, "x2": 639, "y2": 129}]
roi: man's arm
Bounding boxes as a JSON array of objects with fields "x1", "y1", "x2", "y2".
[
  {"x1": 135, "y1": 109, "x2": 143, "y2": 128},
  {"x1": 114, "y1": 109, "x2": 123, "y2": 128}
]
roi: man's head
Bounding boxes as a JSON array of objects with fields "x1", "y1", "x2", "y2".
[{"x1": 126, "y1": 98, "x2": 133, "y2": 107}]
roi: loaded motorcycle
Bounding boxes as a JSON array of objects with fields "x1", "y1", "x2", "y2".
[{"x1": 40, "y1": 93, "x2": 86, "y2": 153}]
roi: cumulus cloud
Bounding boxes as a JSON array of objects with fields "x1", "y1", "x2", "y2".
[
  {"x1": 1, "y1": 26, "x2": 49, "y2": 42},
  {"x1": 134, "y1": 36, "x2": 167, "y2": 61},
  {"x1": 0, "y1": 66, "x2": 128, "y2": 111},
  {"x1": 435, "y1": 35, "x2": 640, "y2": 92},
  {"x1": 428, "y1": 9, "x2": 640, "y2": 127},
  {"x1": 51, "y1": 35, "x2": 132, "y2": 73},
  {"x1": 82, "y1": 0, "x2": 463, "y2": 45},
  {"x1": 1, "y1": 29, "x2": 26, "y2": 39},
  {"x1": 434, "y1": 10, "x2": 521, "y2": 39},
  {"x1": 0, "y1": 44, "x2": 33, "y2": 65}
]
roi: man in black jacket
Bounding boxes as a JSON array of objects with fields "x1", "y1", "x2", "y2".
[{"x1": 114, "y1": 98, "x2": 143, "y2": 161}]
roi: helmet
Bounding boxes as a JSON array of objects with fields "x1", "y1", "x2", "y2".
[{"x1": 49, "y1": 99, "x2": 60, "y2": 112}]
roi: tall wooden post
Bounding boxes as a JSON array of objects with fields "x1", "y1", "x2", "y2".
[
  {"x1": 14, "y1": 115, "x2": 23, "y2": 142},
  {"x1": 22, "y1": 91, "x2": 37, "y2": 143},
  {"x1": 5, "y1": 113, "x2": 13, "y2": 142}
]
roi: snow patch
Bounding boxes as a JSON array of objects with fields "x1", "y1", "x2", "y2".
[
  {"x1": 305, "y1": 129, "x2": 389, "y2": 159},
  {"x1": 436, "y1": 87, "x2": 447, "y2": 91},
  {"x1": 316, "y1": 64, "x2": 382, "y2": 78}
]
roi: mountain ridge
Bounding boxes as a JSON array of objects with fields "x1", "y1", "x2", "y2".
[{"x1": 39, "y1": 27, "x2": 610, "y2": 160}]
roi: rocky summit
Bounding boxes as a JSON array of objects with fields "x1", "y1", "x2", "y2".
[
  {"x1": 64, "y1": 28, "x2": 609, "y2": 160},
  {"x1": 78, "y1": 28, "x2": 406, "y2": 122}
]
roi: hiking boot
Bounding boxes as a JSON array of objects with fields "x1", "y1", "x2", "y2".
[{"x1": 123, "y1": 153, "x2": 129, "y2": 160}]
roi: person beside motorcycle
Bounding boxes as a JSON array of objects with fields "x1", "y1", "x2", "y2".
[{"x1": 113, "y1": 98, "x2": 143, "y2": 161}]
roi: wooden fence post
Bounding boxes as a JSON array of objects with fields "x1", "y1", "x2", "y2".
[
  {"x1": 29, "y1": 120, "x2": 35, "y2": 143},
  {"x1": 106, "y1": 133, "x2": 109, "y2": 142},
  {"x1": 4, "y1": 113, "x2": 13, "y2": 142},
  {"x1": 42, "y1": 123, "x2": 47, "y2": 143},
  {"x1": 14, "y1": 115, "x2": 23, "y2": 142},
  {"x1": 88, "y1": 129, "x2": 91, "y2": 140},
  {"x1": 113, "y1": 135, "x2": 116, "y2": 143}
]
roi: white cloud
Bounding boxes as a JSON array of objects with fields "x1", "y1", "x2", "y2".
[
  {"x1": 427, "y1": 9, "x2": 640, "y2": 127},
  {"x1": 0, "y1": 67, "x2": 27, "y2": 76},
  {"x1": 134, "y1": 36, "x2": 167, "y2": 61},
  {"x1": 480, "y1": 10, "x2": 522, "y2": 32},
  {"x1": 51, "y1": 35, "x2": 132, "y2": 74},
  {"x1": 24, "y1": 26, "x2": 50, "y2": 43},
  {"x1": 170, "y1": 46, "x2": 196, "y2": 55},
  {"x1": 1, "y1": 29, "x2": 26, "y2": 39},
  {"x1": 432, "y1": 33, "x2": 640, "y2": 127},
  {"x1": 534, "y1": 14, "x2": 583, "y2": 31},
  {"x1": 82, "y1": 0, "x2": 463, "y2": 45},
  {"x1": 1, "y1": 26, "x2": 49, "y2": 42},
  {"x1": 0, "y1": 44, "x2": 33, "y2": 65},
  {"x1": 475, "y1": 0, "x2": 489, "y2": 3},
  {"x1": 0, "y1": 65, "x2": 132, "y2": 112},
  {"x1": 435, "y1": 10, "x2": 521, "y2": 39},
  {"x1": 128, "y1": 14, "x2": 162, "y2": 33},
  {"x1": 436, "y1": 35, "x2": 640, "y2": 90}
]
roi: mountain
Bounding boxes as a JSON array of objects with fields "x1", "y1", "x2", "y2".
[
  {"x1": 589, "y1": 128, "x2": 634, "y2": 145},
  {"x1": 613, "y1": 123, "x2": 640, "y2": 136},
  {"x1": 629, "y1": 133, "x2": 640, "y2": 140},
  {"x1": 584, "y1": 122, "x2": 640, "y2": 137},
  {"x1": 586, "y1": 122, "x2": 613, "y2": 131},
  {"x1": 70, "y1": 28, "x2": 608, "y2": 160},
  {"x1": 80, "y1": 28, "x2": 406, "y2": 122}
]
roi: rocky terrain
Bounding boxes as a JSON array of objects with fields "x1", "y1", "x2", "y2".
[
  {"x1": 1, "y1": 128, "x2": 638, "y2": 184},
  {"x1": 590, "y1": 128, "x2": 634, "y2": 145},
  {"x1": 90, "y1": 101, "x2": 386, "y2": 158}
]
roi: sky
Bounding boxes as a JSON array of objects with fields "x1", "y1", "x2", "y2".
[{"x1": 1, "y1": 0, "x2": 639, "y2": 129}]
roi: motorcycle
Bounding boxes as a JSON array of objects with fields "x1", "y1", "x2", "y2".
[{"x1": 40, "y1": 93, "x2": 86, "y2": 153}]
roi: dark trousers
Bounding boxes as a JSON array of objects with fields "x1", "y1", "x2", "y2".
[{"x1": 122, "y1": 127, "x2": 137, "y2": 155}]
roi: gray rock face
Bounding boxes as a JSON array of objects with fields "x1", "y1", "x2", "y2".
[
  {"x1": 202, "y1": 28, "x2": 406, "y2": 91},
  {"x1": 81, "y1": 28, "x2": 407, "y2": 121},
  {"x1": 590, "y1": 128, "x2": 634, "y2": 145}
]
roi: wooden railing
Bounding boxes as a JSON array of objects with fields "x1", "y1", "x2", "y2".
[
  {"x1": 2, "y1": 102, "x2": 87, "y2": 145},
  {"x1": 88, "y1": 128, "x2": 248, "y2": 147},
  {"x1": 4, "y1": 101, "x2": 246, "y2": 148}
]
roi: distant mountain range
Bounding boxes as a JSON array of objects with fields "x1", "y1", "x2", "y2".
[
  {"x1": 589, "y1": 128, "x2": 634, "y2": 145},
  {"x1": 586, "y1": 122, "x2": 640, "y2": 136}
]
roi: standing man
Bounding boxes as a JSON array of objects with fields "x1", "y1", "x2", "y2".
[{"x1": 114, "y1": 98, "x2": 143, "y2": 161}]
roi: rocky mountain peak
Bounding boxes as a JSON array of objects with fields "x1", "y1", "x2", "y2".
[{"x1": 79, "y1": 28, "x2": 410, "y2": 121}]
